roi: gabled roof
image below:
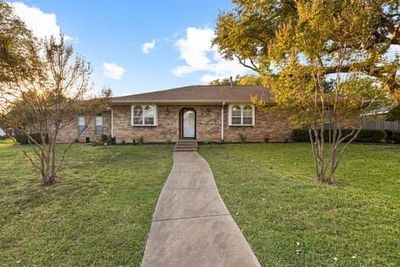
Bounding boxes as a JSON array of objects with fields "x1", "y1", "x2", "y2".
[{"x1": 110, "y1": 85, "x2": 272, "y2": 104}]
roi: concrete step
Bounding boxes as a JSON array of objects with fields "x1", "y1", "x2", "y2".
[
  {"x1": 174, "y1": 147, "x2": 198, "y2": 152},
  {"x1": 175, "y1": 143, "x2": 198, "y2": 148},
  {"x1": 174, "y1": 140, "x2": 198, "y2": 152}
]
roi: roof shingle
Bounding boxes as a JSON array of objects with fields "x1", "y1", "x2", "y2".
[{"x1": 110, "y1": 85, "x2": 272, "y2": 104}]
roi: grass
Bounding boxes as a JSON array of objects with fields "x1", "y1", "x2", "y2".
[
  {"x1": 199, "y1": 143, "x2": 400, "y2": 267},
  {"x1": 0, "y1": 139, "x2": 173, "y2": 266}
]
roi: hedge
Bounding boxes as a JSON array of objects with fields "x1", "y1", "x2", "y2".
[
  {"x1": 292, "y1": 128, "x2": 388, "y2": 143},
  {"x1": 14, "y1": 133, "x2": 48, "y2": 145}
]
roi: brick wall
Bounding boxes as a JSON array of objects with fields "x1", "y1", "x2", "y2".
[
  {"x1": 56, "y1": 112, "x2": 111, "y2": 143},
  {"x1": 111, "y1": 104, "x2": 293, "y2": 143},
  {"x1": 223, "y1": 106, "x2": 293, "y2": 142}
]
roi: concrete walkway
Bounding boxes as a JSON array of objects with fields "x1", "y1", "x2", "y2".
[{"x1": 141, "y1": 152, "x2": 261, "y2": 267}]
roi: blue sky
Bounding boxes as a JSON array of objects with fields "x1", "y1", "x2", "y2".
[{"x1": 9, "y1": 0, "x2": 251, "y2": 96}]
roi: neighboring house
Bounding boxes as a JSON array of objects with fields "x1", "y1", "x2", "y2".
[
  {"x1": 0, "y1": 128, "x2": 5, "y2": 137},
  {"x1": 57, "y1": 85, "x2": 294, "y2": 143}
]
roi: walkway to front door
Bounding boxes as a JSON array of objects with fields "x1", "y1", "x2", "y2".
[{"x1": 141, "y1": 151, "x2": 261, "y2": 267}]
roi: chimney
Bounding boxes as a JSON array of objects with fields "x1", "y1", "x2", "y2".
[{"x1": 229, "y1": 76, "x2": 233, "y2": 87}]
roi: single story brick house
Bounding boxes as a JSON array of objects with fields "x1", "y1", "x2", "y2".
[{"x1": 57, "y1": 85, "x2": 294, "y2": 143}]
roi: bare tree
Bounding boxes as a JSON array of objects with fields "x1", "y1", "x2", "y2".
[{"x1": 1, "y1": 36, "x2": 110, "y2": 185}]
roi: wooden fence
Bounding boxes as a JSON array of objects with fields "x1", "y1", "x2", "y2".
[{"x1": 365, "y1": 119, "x2": 400, "y2": 130}]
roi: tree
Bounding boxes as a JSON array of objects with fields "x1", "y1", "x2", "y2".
[
  {"x1": 0, "y1": 0, "x2": 41, "y2": 85},
  {"x1": 214, "y1": 0, "x2": 399, "y2": 183},
  {"x1": 0, "y1": 36, "x2": 110, "y2": 185},
  {"x1": 209, "y1": 75, "x2": 262, "y2": 86}
]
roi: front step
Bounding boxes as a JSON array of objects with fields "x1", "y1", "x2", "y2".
[{"x1": 174, "y1": 140, "x2": 198, "y2": 152}]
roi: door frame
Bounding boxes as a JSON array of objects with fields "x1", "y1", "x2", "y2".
[{"x1": 179, "y1": 108, "x2": 197, "y2": 140}]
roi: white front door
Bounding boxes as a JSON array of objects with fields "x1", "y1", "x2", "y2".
[{"x1": 183, "y1": 110, "x2": 195, "y2": 138}]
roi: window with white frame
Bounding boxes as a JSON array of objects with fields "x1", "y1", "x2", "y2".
[
  {"x1": 78, "y1": 116, "x2": 85, "y2": 134},
  {"x1": 132, "y1": 105, "x2": 157, "y2": 126},
  {"x1": 95, "y1": 115, "x2": 103, "y2": 136},
  {"x1": 228, "y1": 105, "x2": 255, "y2": 126}
]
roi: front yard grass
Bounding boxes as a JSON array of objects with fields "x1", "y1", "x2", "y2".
[
  {"x1": 200, "y1": 143, "x2": 400, "y2": 266},
  {"x1": 0, "y1": 139, "x2": 172, "y2": 266}
]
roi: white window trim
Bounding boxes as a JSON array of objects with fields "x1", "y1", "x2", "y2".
[
  {"x1": 131, "y1": 105, "x2": 158, "y2": 126},
  {"x1": 228, "y1": 104, "x2": 255, "y2": 126}
]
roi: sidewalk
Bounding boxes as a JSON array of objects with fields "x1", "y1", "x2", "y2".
[{"x1": 141, "y1": 152, "x2": 261, "y2": 267}]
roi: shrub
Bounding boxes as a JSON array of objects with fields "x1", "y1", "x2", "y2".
[
  {"x1": 355, "y1": 129, "x2": 386, "y2": 143},
  {"x1": 292, "y1": 128, "x2": 386, "y2": 143},
  {"x1": 292, "y1": 129, "x2": 309, "y2": 142},
  {"x1": 393, "y1": 131, "x2": 400, "y2": 144},
  {"x1": 165, "y1": 138, "x2": 172, "y2": 144},
  {"x1": 14, "y1": 133, "x2": 48, "y2": 145},
  {"x1": 137, "y1": 136, "x2": 144, "y2": 144},
  {"x1": 100, "y1": 134, "x2": 109, "y2": 143},
  {"x1": 384, "y1": 130, "x2": 394, "y2": 143},
  {"x1": 239, "y1": 133, "x2": 247, "y2": 143}
]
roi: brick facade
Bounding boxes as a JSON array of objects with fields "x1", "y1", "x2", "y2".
[
  {"x1": 111, "y1": 104, "x2": 293, "y2": 143},
  {"x1": 57, "y1": 104, "x2": 293, "y2": 143},
  {"x1": 56, "y1": 112, "x2": 111, "y2": 143}
]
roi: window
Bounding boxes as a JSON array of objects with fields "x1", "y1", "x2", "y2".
[
  {"x1": 78, "y1": 116, "x2": 85, "y2": 134},
  {"x1": 228, "y1": 105, "x2": 255, "y2": 126},
  {"x1": 95, "y1": 115, "x2": 103, "y2": 136},
  {"x1": 132, "y1": 105, "x2": 157, "y2": 126}
]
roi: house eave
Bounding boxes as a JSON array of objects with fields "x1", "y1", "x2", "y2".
[{"x1": 109, "y1": 100, "x2": 273, "y2": 105}]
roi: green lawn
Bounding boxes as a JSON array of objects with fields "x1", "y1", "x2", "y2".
[
  {"x1": 0, "y1": 139, "x2": 173, "y2": 266},
  {"x1": 199, "y1": 143, "x2": 400, "y2": 267}
]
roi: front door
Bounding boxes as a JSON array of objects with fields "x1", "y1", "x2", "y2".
[{"x1": 181, "y1": 109, "x2": 196, "y2": 139}]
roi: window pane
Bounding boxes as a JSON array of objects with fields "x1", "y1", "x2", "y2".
[
  {"x1": 231, "y1": 105, "x2": 241, "y2": 117},
  {"x1": 243, "y1": 117, "x2": 253, "y2": 125},
  {"x1": 78, "y1": 125, "x2": 85, "y2": 134},
  {"x1": 78, "y1": 116, "x2": 85, "y2": 126},
  {"x1": 144, "y1": 117, "x2": 154, "y2": 125},
  {"x1": 95, "y1": 116, "x2": 103, "y2": 126},
  {"x1": 144, "y1": 106, "x2": 154, "y2": 117},
  {"x1": 243, "y1": 106, "x2": 252, "y2": 117},
  {"x1": 95, "y1": 126, "x2": 103, "y2": 136},
  {"x1": 231, "y1": 117, "x2": 241, "y2": 125},
  {"x1": 133, "y1": 117, "x2": 143, "y2": 125},
  {"x1": 134, "y1": 106, "x2": 143, "y2": 116}
]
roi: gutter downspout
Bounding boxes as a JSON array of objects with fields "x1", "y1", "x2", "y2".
[{"x1": 221, "y1": 101, "x2": 225, "y2": 142}]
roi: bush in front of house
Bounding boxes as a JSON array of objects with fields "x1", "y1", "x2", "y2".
[
  {"x1": 393, "y1": 131, "x2": 400, "y2": 144},
  {"x1": 292, "y1": 129, "x2": 310, "y2": 142},
  {"x1": 292, "y1": 128, "x2": 387, "y2": 143},
  {"x1": 14, "y1": 133, "x2": 48, "y2": 145},
  {"x1": 137, "y1": 136, "x2": 144, "y2": 144},
  {"x1": 355, "y1": 129, "x2": 386, "y2": 143},
  {"x1": 384, "y1": 130, "x2": 400, "y2": 144},
  {"x1": 239, "y1": 133, "x2": 247, "y2": 143},
  {"x1": 384, "y1": 130, "x2": 394, "y2": 143}
]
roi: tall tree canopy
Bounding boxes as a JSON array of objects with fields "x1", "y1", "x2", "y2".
[
  {"x1": 214, "y1": 0, "x2": 400, "y2": 183},
  {"x1": 209, "y1": 75, "x2": 262, "y2": 86},
  {"x1": 0, "y1": 0, "x2": 41, "y2": 84}
]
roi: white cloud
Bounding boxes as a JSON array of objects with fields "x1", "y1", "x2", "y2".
[
  {"x1": 142, "y1": 39, "x2": 156, "y2": 54},
  {"x1": 10, "y1": 2, "x2": 73, "y2": 41},
  {"x1": 172, "y1": 27, "x2": 250, "y2": 83},
  {"x1": 102, "y1": 63, "x2": 126, "y2": 80}
]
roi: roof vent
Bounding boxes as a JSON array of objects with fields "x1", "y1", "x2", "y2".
[{"x1": 229, "y1": 76, "x2": 233, "y2": 87}]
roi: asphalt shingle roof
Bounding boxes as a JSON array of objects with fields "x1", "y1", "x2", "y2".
[{"x1": 110, "y1": 85, "x2": 272, "y2": 104}]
